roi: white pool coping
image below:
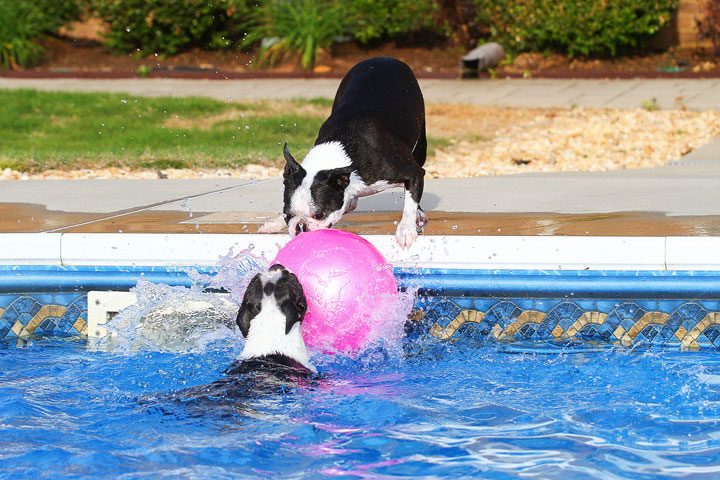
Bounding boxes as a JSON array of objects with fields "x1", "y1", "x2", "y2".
[{"x1": 1, "y1": 233, "x2": 719, "y2": 270}]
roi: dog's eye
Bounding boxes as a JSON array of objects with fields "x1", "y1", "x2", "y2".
[{"x1": 313, "y1": 212, "x2": 326, "y2": 221}]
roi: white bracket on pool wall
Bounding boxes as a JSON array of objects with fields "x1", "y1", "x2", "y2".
[
  {"x1": 2, "y1": 232, "x2": 720, "y2": 270},
  {"x1": 87, "y1": 291, "x2": 137, "y2": 338}
]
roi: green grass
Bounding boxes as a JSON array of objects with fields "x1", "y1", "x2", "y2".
[
  {"x1": 0, "y1": 89, "x2": 325, "y2": 171},
  {"x1": 0, "y1": 89, "x2": 450, "y2": 172}
]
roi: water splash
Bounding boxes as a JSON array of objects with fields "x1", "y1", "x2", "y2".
[
  {"x1": 101, "y1": 245, "x2": 415, "y2": 361},
  {"x1": 99, "y1": 279, "x2": 241, "y2": 355},
  {"x1": 188, "y1": 246, "x2": 267, "y2": 304}
]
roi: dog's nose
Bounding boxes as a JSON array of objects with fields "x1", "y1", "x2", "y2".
[{"x1": 295, "y1": 219, "x2": 308, "y2": 235}]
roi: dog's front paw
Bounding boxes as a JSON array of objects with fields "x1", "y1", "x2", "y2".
[
  {"x1": 395, "y1": 221, "x2": 418, "y2": 249},
  {"x1": 258, "y1": 215, "x2": 286, "y2": 234}
]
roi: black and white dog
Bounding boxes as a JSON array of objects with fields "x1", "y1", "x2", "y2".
[
  {"x1": 234, "y1": 263, "x2": 316, "y2": 375},
  {"x1": 259, "y1": 56, "x2": 428, "y2": 248},
  {"x1": 145, "y1": 264, "x2": 315, "y2": 412}
]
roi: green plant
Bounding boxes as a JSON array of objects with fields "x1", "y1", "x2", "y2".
[
  {"x1": 473, "y1": 0, "x2": 678, "y2": 57},
  {"x1": 343, "y1": 0, "x2": 443, "y2": 44},
  {"x1": 0, "y1": 0, "x2": 81, "y2": 70},
  {"x1": 136, "y1": 65, "x2": 152, "y2": 77},
  {"x1": 92, "y1": 0, "x2": 250, "y2": 56},
  {"x1": 37, "y1": 0, "x2": 83, "y2": 30},
  {"x1": 242, "y1": 0, "x2": 345, "y2": 70},
  {"x1": 642, "y1": 98, "x2": 660, "y2": 111}
]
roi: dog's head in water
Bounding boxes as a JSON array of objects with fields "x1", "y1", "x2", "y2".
[
  {"x1": 142, "y1": 264, "x2": 316, "y2": 413},
  {"x1": 236, "y1": 263, "x2": 316, "y2": 373}
]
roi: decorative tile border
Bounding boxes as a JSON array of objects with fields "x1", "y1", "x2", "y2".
[
  {"x1": 412, "y1": 297, "x2": 720, "y2": 350},
  {"x1": 2, "y1": 266, "x2": 720, "y2": 351},
  {"x1": 0, "y1": 294, "x2": 87, "y2": 340}
]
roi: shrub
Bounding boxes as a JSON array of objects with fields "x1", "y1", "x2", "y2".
[
  {"x1": 39, "y1": 0, "x2": 84, "y2": 30},
  {"x1": 696, "y1": 0, "x2": 720, "y2": 56},
  {"x1": 92, "y1": 0, "x2": 250, "y2": 56},
  {"x1": 0, "y1": 0, "x2": 81, "y2": 70},
  {"x1": 473, "y1": 0, "x2": 678, "y2": 57},
  {"x1": 241, "y1": 0, "x2": 345, "y2": 70},
  {"x1": 343, "y1": 0, "x2": 443, "y2": 44}
]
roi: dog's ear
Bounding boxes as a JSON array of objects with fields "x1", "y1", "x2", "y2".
[
  {"x1": 283, "y1": 143, "x2": 303, "y2": 175},
  {"x1": 330, "y1": 167, "x2": 353, "y2": 190},
  {"x1": 280, "y1": 270, "x2": 307, "y2": 335},
  {"x1": 236, "y1": 274, "x2": 263, "y2": 338}
]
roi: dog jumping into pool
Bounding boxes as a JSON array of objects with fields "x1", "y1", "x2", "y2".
[{"x1": 259, "y1": 56, "x2": 428, "y2": 248}]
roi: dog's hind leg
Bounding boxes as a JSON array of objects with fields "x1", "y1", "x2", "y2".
[
  {"x1": 395, "y1": 166, "x2": 425, "y2": 248},
  {"x1": 412, "y1": 119, "x2": 428, "y2": 232},
  {"x1": 412, "y1": 118, "x2": 427, "y2": 167}
]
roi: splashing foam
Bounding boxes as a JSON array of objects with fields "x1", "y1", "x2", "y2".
[
  {"x1": 100, "y1": 279, "x2": 241, "y2": 355},
  {"x1": 100, "y1": 246, "x2": 415, "y2": 360}
]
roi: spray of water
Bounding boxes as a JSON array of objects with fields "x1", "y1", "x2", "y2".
[
  {"x1": 100, "y1": 245, "x2": 416, "y2": 362},
  {"x1": 99, "y1": 279, "x2": 240, "y2": 355},
  {"x1": 188, "y1": 245, "x2": 267, "y2": 304}
]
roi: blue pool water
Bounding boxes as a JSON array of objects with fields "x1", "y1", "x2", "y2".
[{"x1": 2, "y1": 336, "x2": 720, "y2": 479}]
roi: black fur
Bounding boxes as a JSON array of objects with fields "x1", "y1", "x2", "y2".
[
  {"x1": 235, "y1": 264, "x2": 307, "y2": 338},
  {"x1": 146, "y1": 355, "x2": 316, "y2": 416},
  {"x1": 282, "y1": 57, "x2": 426, "y2": 228}
]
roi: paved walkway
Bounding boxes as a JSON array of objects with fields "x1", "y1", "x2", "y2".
[
  {"x1": 3, "y1": 146, "x2": 720, "y2": 237},
  {"x1": 1, "y1": 77, "x2": 719, "y2": 237},
  {"x1": 1, "y1": 77, "x2": 719, "y2": 109}
]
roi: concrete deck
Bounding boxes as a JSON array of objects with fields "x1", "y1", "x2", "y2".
[
  {"x1": 1, "y1": 77, "x2": 719, "y2": 238},
  {"x1": 2, "y1": 77, "x2": 719, "y2": 109},
  {"x1": 2, "y1": 151, "x2": 720, "y2": 237}
]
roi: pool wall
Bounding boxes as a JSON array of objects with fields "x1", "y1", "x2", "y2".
[{"x1": 2, "y1": 233, "x2": 720, "y2": 349}]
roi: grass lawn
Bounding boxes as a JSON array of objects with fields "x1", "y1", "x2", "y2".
[
  {"x1": 0, "y1": 90, "x2": 331, "y2": 172},
  {"x1": 0, "y1": 90, "x2": 449, "y2": 173}
]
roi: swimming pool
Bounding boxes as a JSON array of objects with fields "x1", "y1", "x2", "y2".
[
  {"x1": 2, "y1": 233, "x2": 720, "y2": 478},
  {"x1": 3, "y1": 337, "x2": 720, "y2": 478}
]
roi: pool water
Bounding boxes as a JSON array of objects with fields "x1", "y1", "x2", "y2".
[{"x1": 2, "y1": 336, "x2": 720, "y2": 479}]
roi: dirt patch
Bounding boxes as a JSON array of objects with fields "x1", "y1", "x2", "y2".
[
  {"x1": 6, "y1": 34, "x2": 718, "y2": 79},
  {"x1": 425, "y1": 104, "x2": 547, "y2": 139},
  {"x1": 25, "y1": 36, "x2": 462, "y2": 78},
  {"x1": 499, "y1": 51, "x2": 719, "y2": 77}
]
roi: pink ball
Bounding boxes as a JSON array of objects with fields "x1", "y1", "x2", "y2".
[{"x1": 272, "y1": 229, "x2": 398, "y2": 355}]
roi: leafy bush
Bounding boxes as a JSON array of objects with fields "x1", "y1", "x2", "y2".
[
  {"x1": 241, "y1": 0, "x2": 345, "y2": 70},
  {"x1": 473, "y1": 0, "x2": 678, "y2": 57},
  {"x1": 0, "y1": 0, "x2": 81, "y2": 70},
  {"x1": 343, "y1": 0, "x2": 443, "y2": 44},
  {"x1": 92, "y1": 0, "x2": 250, "y2": 56},
  {"x1": 39, "y1": 0, "x2": 84, "y2": 30}
]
